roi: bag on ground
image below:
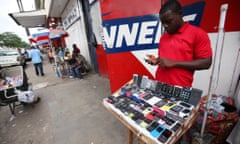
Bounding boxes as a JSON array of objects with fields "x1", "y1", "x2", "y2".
[{"x1": 17, "y1": 90, "x2": 35, "y2": 103}]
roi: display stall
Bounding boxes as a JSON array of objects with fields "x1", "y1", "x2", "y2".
[
  {"x1": 0, "y1": 66, "x2": 39, "y2": 117},
  {"x1": 0, "y1": 66, "x2": 23, "y2": 115},
  {"x1": 103, "y1": 74, "x2": 203, "y2": 144}
]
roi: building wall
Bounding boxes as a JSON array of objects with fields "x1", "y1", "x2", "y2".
[
  {"x1": 193, "y1": 31, "x2": 240, "y2": 110},
  {"x1": 193, "y1": 32, "x2": 240, "y2": 96},
  {"x1": 90, "y1": 1, "x2": 109, "y2": 76},
  {"x1": 61, "y1": 0, "x2": 91, "y2": 64}
]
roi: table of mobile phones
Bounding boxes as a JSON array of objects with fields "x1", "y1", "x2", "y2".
[{"x1": 103, "y1": 75, "x2": 201, "y2": 144}]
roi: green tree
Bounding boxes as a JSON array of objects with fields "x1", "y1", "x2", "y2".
[{"x1": 0, "y1": 32, "x2": 30, "y2": 48}]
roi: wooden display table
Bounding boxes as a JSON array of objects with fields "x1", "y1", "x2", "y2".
[{"x1": 103, "y1": 80, "x2": 199, "y2": 144}]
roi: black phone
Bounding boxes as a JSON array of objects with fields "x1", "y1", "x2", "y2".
[{"x1": 158, "y1": 129, "x2": 172, "y2": 143}]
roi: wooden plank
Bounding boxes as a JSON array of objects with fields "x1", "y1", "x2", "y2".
[{"x1": 128, "y1": 129, "x2": 133, "y2": 144}]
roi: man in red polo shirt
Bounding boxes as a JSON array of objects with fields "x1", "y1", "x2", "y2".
[{"x1": 146, "y1": 0, "x2": 212, "y2": 87}]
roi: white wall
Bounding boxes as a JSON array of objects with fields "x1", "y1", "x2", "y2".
[
  {"x1": 62, "y1": 0, "x2": 91, "y2": 64},
  {"x1": 193, "y1": 31, "x2": 240, "y2": 96},
  {"x1": 90, "y1": 1, "x2": 103, "y2": 45}
]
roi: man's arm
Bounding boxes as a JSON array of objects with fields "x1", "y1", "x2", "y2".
[
  {"x1": 159, "y1": 57, "x2": 212, "y2": 70},
  {"x1": 145, "y1": 54, "x2": 212, "y2": 70}
]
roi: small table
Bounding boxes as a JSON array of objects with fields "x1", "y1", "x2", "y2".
[{"x1": 103, "y1": 80, "x2": 199, "y2": 144}]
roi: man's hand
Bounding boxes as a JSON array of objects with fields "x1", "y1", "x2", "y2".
[
  {"x1": 145, "y1": 55, "x2": 177, "y2": 68},
  {"x1": 145, "y1": 54, "x2": 159, "y2": 65}
]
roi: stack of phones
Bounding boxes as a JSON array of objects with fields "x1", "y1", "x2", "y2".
[{"x1": 104, "y1": 74, "x2": 202, "y2": 143}]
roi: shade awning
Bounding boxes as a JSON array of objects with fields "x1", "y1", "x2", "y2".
[
  {"x1": 29, "y1": 28, "x2": 69, "y2": 45},
  {"x1": 9, "y1": 9, "x2": 46, "y2": 28},
  {"x1": 31, "y1": 29, "x2": 68, "y2": 39}
]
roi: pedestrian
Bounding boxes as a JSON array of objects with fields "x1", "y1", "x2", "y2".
[
  {"x1": 16, "y1": 48, "x2": 29, "y2": 90},
  {"x1": 17, "y1": 48, "x2": 26, "y2": 68},
  {"x1": 72, "y1": 43, "x2": 80, "y2": 55},
  {"x1": 145, "y1": 0, "x2": 212, "y2": 87},
  {"x1": 29, "y1": 46, "x2": 45, "y2": 76},
  {"x1": 47, "y1": 48, "x2": 54, "y2": 64}
]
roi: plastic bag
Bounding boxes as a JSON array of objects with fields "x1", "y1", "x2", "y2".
[{"x1": 17, "y1": 90, "x2": 35, "y2": 103}]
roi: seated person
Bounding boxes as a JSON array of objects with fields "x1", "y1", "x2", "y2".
[
  {"x1": 78, "y1": 54, "x2": 90, "y2": 73},
  {"x1": 72, "y1": 52, "x2": 90, "y2": 74},
  {"x1": 68, "y1": 55, "x2": 83, "y2": 80},
  {"x1": 64, "y1": 51, "x2": 71, "y2": 61}
]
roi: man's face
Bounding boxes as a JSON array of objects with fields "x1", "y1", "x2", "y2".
[{"x1": 160, "y1": 10, "x2": 182, "y2": 34}]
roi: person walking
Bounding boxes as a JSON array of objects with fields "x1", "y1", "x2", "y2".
[{"x1": 29, "y1": 46, "x2": 45, "y2": 76}]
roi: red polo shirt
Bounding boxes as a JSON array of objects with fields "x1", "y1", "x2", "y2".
[{"x1": 156, "y1": 22, "x2": 212, "y2": 87}]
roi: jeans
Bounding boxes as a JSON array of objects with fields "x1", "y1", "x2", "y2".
[
  {"x1": 33, "y1": 63, "x2": 44, "y2": 76},
  {"x1": 71, "y1": 65, "x2": 82, "y2": 79}
]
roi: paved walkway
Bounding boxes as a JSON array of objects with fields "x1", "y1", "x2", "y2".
[{"x1": 0, "y1": 56, "x2": 128, "y2": 144}]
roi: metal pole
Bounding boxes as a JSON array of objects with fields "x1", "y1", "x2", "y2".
[
  {"x1": 80, "y1": 0, "x2": 99, "y2": 73},
  {"x1": 17, "y1": 0, "x2": 24, "y2": 11},
  {"x1": 16, "y1": 0, "x2": 30, "y2": 36},
  {"x1": 200, "y1": 3, "x2": 228, "y2": 138}
]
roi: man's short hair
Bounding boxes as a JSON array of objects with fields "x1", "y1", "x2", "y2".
[
  {"x1": 159, "y1": 0, "x2": 182, "y2": 15},
  {"x1": 72, "y1": 44, "x2": 77, "y2": 48}
]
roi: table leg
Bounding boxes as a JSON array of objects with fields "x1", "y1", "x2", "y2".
[
  {"x1": 138, "y1": 138, "x2": 145, "y2": 144},
  {"x1": 128, "y1": 129, "x2": 133, "y2": 144}
]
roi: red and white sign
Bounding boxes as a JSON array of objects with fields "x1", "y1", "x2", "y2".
[{"x1": 99, "y1": 0, "x2": 240, "y2": 93}]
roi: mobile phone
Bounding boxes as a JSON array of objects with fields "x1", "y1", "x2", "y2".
[
  {"x1": 139, "y1": 118, "x2": 153, "y2": 128},
  {"x1": 173, "y1": 86, "x2": 182, "y2": 98},
  {"x1": 154, "y1": 100, "x2": 167, "y2": 108},
  {"x1": 158, "y1": 129, "x2": 173, "y2": 143},
  {"x1": 178, "y1": 101, "x2": 194, "y2": 110},
  {"x1": 146, "y1": 96, "x2": 161, "y2": 106},
  {"x1": 163, "y1": 115, "x2": 175, "y2": 127},
  {"x1": 170, "y1": 105, "x2": 184, "y2": 113},
  {"x1": 140, "y1": 75, "x2": 149, "y2": 89},
  {"x1": 180, "y1": 87, "x2": 192, "y2": 102},
  {"x1": 131, "y1": 111, "x2": 144, "y2": 121},
  {"x1": 150, "y1": 125, "x2": 166, "y2": 138},
  {"x1": 179, "y1": 108, "x2": 191, "y2": 118},
  {"x1": 147, "y1": 121, "x2": 159, "y2": 132},
  {"x1": 161, "y1": 102, "x2": 176, "y2": 111},
  {"x1": 142, "y1": 94, "x2": 153, "y2": 100},
  {"x1": 171, "y1": 122, "x2": 182, "y2": 132}
]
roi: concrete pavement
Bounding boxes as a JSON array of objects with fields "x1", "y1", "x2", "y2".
[{"x1": 0, "y1": 56, "x2": 128, "y2": 144}]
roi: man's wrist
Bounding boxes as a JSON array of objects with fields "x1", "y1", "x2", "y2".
[{"x1": 156, "y1": 57, "x2": 160, "y2": 65}]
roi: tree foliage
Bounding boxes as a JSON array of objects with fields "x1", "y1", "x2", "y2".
[{"x1": 0, "y1": 32, "x2": 30, "y2": 48}]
